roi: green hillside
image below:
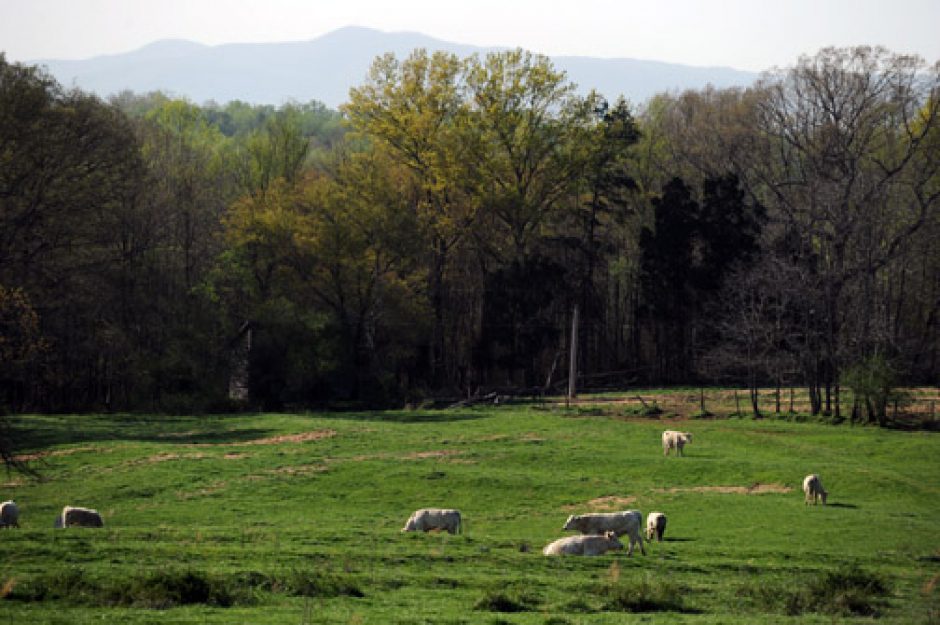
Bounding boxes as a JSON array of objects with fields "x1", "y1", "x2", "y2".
[{"x1": 2, "y1": 405, "x2": 938, "y2": 623}]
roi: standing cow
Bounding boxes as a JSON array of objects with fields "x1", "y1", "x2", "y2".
[
  {"x1": 662, "y1": 430, "x2": 692, "y2": 456},
  {"x1": 646, "y1": 512, "x2": 667, "y2": 542},
  {"x1": 563, "y1": 511, "x2": 646, "y2": 555},
  {"x1": 803, "y1": 474, "x2": 828, "y2": 505}
]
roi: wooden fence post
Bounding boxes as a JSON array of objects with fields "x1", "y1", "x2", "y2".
[{"x1": 568, "y1": 304, "x2": 579, "y2": 400}]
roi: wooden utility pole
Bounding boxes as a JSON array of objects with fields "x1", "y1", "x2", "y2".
[{"x1": 568, "y1": 304, "x2": 579, "y2": 399}]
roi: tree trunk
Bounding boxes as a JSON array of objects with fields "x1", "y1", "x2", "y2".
[
  {"x1": 834, "y1": 383, "x2": 841, "y2": 420},
  {"x1": 568, "y1": 304, "x2": 579, "y2": 399}
]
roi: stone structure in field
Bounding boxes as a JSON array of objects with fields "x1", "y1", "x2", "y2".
[{"x1": 228, "y1": 321, "x2": 253, "y2": 402}]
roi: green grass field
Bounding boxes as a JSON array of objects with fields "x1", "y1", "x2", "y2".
[{"x1": 2, "y1": 401, "x2": 939, "y2": 623}]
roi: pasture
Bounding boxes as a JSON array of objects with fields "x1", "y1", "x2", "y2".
[{"x1": 1, "y1": 399, "x2": 938, "y2": 623}]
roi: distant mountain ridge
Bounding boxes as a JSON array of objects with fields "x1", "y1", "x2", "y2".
[{"x1": 30, "y1": 26, "x2": 758, "y2": 108}]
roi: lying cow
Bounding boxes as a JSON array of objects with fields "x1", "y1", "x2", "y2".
[
  {"x1": 646, "y1": 512, "x2": 667, "y2": 542},
  {"x1": 401, "y1": 508, "x2": 461, "y2": 534},
  {"x1": 563, "y1": 510, "x2": 646, "y2": 555},
  {"x1": 803, "y1": 474, "x2": 828, "y2": 505},
  {"x1": 0, "y1": 500, "x2": 19, "y2": 528},
  {"x1": 543, "y1": 531, "x2": 623, "y2": 556},
  {"x1": 662, "y1": 430, "x2": 692, "y2": 456},
  {"x1": 54, "y1": 505, "x2": 104, "y2": 528}
]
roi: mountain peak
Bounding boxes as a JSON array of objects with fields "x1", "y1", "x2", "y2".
[{"x1": 33, "y1": 28, "x2": 757, "y2": 108}]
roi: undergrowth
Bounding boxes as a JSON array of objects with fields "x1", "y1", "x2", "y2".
[
  {"x1": 739, "y1": 564, "x2": 890, "y2": 617},
  {"x1": 5, "y1": 566, "x2": 363, "y2": 608},
  {"x1": 600, "y1": 576, "x2": 688, "y2": 613}
]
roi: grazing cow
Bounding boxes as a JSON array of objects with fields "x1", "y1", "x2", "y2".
[
  {"x1": 543, "y1": 531, "x2": 624, "y2": 556},
  {"x1": 646, "y1": 512, "x2": 667, "y2": 542},
  {"x1": 54, "y1": 505, "x2": 104, "y2": 528},
  {"x1": 563, "y1": 511, "x2": 646, "y2": 555},
  {"x1": 802, "y1": 474, "x2": 828, "y2": 505},
  {"x1": 662, "y1": 430, "x2": 692, "y2": 456},
  {"x1": 0, "y1": 500, "x2": 19, "y2": 528},
  {"x1": 401, "y1": 508, "x2": 461, "y2": 534}
]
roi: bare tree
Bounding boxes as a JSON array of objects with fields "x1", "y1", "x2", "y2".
[{"x1": 749, "y1": 47, "x2": 940, "y2": 416}]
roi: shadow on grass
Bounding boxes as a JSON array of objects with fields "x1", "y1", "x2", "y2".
[
  {"x1": 316, "y1": 410, "x2": 486, "y2": 424},
  {"x1": 826, "y1": 503, "x2": 858, "y2": 509},
  {"x1": 9, "y1": 413, "x2": 278, "y2": 451},
  {"x1": 663, "y1": 537, "x2": 695, "y2": 543},
  {"x1": 10, "y1": 408, "x2": 485, "y2": 457}
]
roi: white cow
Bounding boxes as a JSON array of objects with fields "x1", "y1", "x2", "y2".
[
  {"x1": 54, "y1": 505, "x2": 104, "y2": 528},
  {"x1": 543, "y1": 531, "x2": 624, "y2": 556},
  {"x1": 563, "y1": 511, "x2": 646, "y2": 555},
  {"x1": 662, "y1": 430, "x2": 692, "y2": 456},
  {"x1": 646, "y1": 512, "x2": 667, "y2": 542},
  {"x1": 803, "y1": 474, "x2": 828, "y2": 505},
  {"x1": 0, "y1": 500, "x2": 19, "y2": 528},
  {"x1": 401, "y1": 508, "x2": 461, "y2": 534}
]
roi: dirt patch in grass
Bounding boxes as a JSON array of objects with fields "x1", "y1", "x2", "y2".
[
  {"x1": 520, "y1": 433, "x2": 546, "y2": 443},
  {"x1": 563, "y1": 495, "x2": 637, "y2": 511},
  {"x1": 656, "y1": 483, "x2": 792, "y2": 495},
  {"x1": 923, "y1": 573, "x2": 940, "y2": 595},
  {"x1": 13, "y1": 446, "x2": 101, "y2": 462},
  {"x1": 223, "y1": 452, "x2": 249, "y2": 460},
  {"x1": 230, "y1": 430, "x2": 336, "y2": 446},
  {"x1": 188, "y1": 429, "x2": 337, "y2": 447},
  {"x1": 144, "y1": 452, "x2": 210, "y2": 464},
  {"x1": 403, "y1": 450, "x2": 463, "y2": 460},
  {"x1": 154, "y1": 429, "x2": 208, "y2": 439},
  {"x1": 267, "y1": 463, "x2": 328, "y2": 476},
  {"x1": 176, "y1": 481, "x2": 227, "y2": 499}
]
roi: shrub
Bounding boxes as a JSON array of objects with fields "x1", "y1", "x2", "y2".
[
  {"x1": 278, "y1": 568, "x2": 364, "y2": 598},
  {"x1": 602, "y1": 577, "x2": 686, "y2": 612},
  {"x1": 118, "y1": 570, "x2": 236, "y2": 608},
  {"x1": 841, "y1": 353, "x2": 905, "y2": 426},
  {"x1": 740, "y1": 565, "x2": 889, "y2": 617},
  {"x1": 6, "y1": 566, "x2": 96, "y2": 602},
  {"x1": 474, "y1": 586, "x2": 540, "y2": 612},
  {"x1": 5, "y1": 567, "x2": 244, "y2": 608},
  {"x1": 802, "y1": 564, "x2": 889, "y2": 617}
]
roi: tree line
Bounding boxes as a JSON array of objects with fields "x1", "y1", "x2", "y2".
[{"x1": 1, "y1": 46, "x2": 937, "y2": 425}]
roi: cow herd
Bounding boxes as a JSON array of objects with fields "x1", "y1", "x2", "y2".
[
  {"x1": 0, "y1": 502, "x2": 103, "y2": 529},
  {"x1": 398, "y1": 430, "x2": 830, "y2": 557},
  {"x1": 0, "y1": 429, "x2": 832, "y2": 559}
]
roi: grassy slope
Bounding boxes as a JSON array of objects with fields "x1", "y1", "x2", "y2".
[{"x1": 1, "y1": 406, "x2": 938, "y2": 624}]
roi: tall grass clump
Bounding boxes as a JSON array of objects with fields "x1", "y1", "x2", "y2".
[
  {"x1": 474, "y1": 583, "x2": 541, "y2": 613},
  {"x1": 6, "y1": 567, "x2": 245, "y2": 608},
  {"x1": 276, "y1": 568, "x2": 364, "y2": 598},
  {"x1": 741, "y1": 565, "x2": 890, "y2": 617},
  {"x1": 601, "y1": 576, "x2": 687, "y2": 613}
]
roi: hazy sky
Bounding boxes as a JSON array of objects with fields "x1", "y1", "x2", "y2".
[{"x1": 3, "y1": 0, "x2": 939, "y2": 71}]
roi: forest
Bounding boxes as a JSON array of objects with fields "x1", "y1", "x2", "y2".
[{"x1": 1, "y1": 45, "x2": 938, "y2": 423}]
